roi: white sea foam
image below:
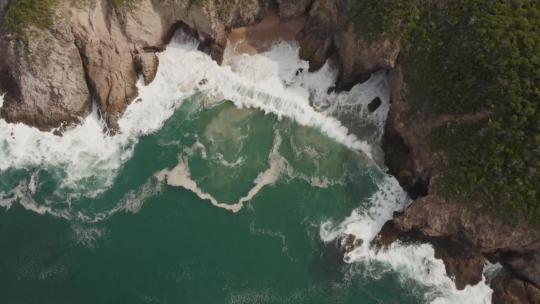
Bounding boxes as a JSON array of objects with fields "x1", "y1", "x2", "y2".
[
  {"x1": 320, "y1": 177, "x2": 493, "y2": 303},
  {"x1": 156, "y1": 132, "x2": 289, "y2": 212},
  {"x1": 0, "y1": 33, "x2": 495, "y2": 302},
  {"x1": 0, "y1": 33, "x2": 388, "y2": 218}
]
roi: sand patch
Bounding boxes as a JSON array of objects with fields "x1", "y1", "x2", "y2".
[{"x1": 228, "y1": 11, "x2": 305, "y2": 55}]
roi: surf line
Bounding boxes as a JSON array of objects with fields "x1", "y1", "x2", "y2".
[{"x1": 155, "y1": 132, "x2": 289, "y2": 212}]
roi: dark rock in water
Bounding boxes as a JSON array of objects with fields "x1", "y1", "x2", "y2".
[
  {"x1": 372, "y1": 220, "x2": 405, "y2": 249},
  {"x1": 276, "y1": 0, "x2": 312, "y2": 19},
  {"x1": 374, "y1": 219, "x2": 485, "y2": 290},
  {"x1": 368, "y1": 97, "x2": 382, "y2": 112},
  {"x1": 502, "y1": 251, "x2": 540, "y2": 288},
  {"x1": 198, "y1": 78, "x2": 208, "y2": 86},
  {"x1": 326, "y1": 86, "x2": 336, "y2": 95},
  {"x1": 492, "y1": 275, "x2": 540, "y2": 304},
  {"x1": 336, "y1": 233, "x2": 363, "y2": 255},
  {"x1": 295, "y1": 68, "x2": 304, "y2": 76},
  {"x1": 134, "y1": 52, "x2": 159, "y2": 85},
  {"x1": 435, "y1": 247, "x2": 485, "y2": 290}
]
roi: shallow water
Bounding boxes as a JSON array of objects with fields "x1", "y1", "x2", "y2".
[{"x1": 0, "y1": 37, "x2": 492, "y2": 303}]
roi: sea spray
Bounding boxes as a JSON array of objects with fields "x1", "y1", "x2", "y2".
[
  {"x1": 320, "y1": 177, "x2": 493, "y2": 303},
  {"x1": 156, "y1": 131, "x2": 290, "y2": 212},
  {"x1": 0, "y1": 34, "x2": 495, "y2": 303},
  {"x1": 0, "y1": 36, "x2": 388, "y2": 218}
]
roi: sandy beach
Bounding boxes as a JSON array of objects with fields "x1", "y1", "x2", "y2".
[{"x1": 228, "y1": 11, "x2": 305, "y2": 55}]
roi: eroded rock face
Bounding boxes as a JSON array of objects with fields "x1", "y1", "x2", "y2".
[
  {"x1": 492, "y1": 275, "x2": 540, "y2": 304},
  {"x1": 276, "y1": 0, "x2": 312, "y2": 19},
  {"x1": 381, "y1": 63, "x2": 540, "y2": 294},
  {"x1": 134, "y1": 52, "x2": 159, "y2": 85},
  {"x1": 297, "y1": 0, "x2": 401, "y2": 88},
  {"x1": 0, "y1": 0, "x2": 401, "y2": 132},
  {"x1": 0, "y1": 0, "x2": 268, "y2": 131},
  {"x1": 0, "y1": 21, "x2": 91, "y2": 131},
  {"x1": 336, "y1": 233, "x2": 363, "y2": 257}
]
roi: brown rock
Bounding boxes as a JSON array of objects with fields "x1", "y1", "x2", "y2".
[
  {"x1": 336, "y1": 233, "x2": 363, "y2": 256},
  {"x1": 368, "y1": 97, "x2": 382, "y2": 112},
  {"x1": 0, "y1": 20, "x2": 91, "y2": 131},
  {"x1": 0, "y1": 0, "x2": 269, "y2": 132},
  {"x1": 435, "y1": 247, "x2": 485, "y2": 290},
  {"x1": 276, "y1": 0, "x2": 312, "y2": 19},
  {"x1": 135, "y1": 52, "x2": 159, "y2": 85},
  {"x1": 492, "y1": 275, "x2": 540, "y2": 304},
  {"x1": 335, "y1": 27, "x2": 400, "y2": 88}
]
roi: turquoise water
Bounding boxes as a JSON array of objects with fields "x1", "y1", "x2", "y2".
[
  {"x1": 0, "y1": 98, "x2": 424, "y2": 303},
  {"x1": 0, "y1": 39, "x2": 493, "y2": 303}
]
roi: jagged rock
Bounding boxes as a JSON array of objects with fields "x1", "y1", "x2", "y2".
[
  {"x1": 298, "y1": 0, "x2": 342, "y2": 71},
  {"x1": 335, "y1": 28, "x2": 400, "y2": 88},
  {"x1": 382, "y1": 64, "x2": 540, "y2": 292},
  {"x1": 368, "y1": 97, "x2": 381, "y2": 112},
  {"x1": 0, "y1": 22, "x2": 91, "y2": 131},
  {"x1": 435, "y1": 247, "x2": 485, "y2": 290},
  {"x1": 373, "y1": 220, "x2": 484, "y2": 290},
  {"x1": 336, "y1": 233, "x2": 363, "y2": 255},
  {"x1": 135, "y1": 52, "x2": 159, "y2": 85},
  {"x1": 297, "y1": 0, "x2": 400, "y2": 89},
  {"x1": 276, "y1": 0, "x2": 312, "y2": 19},
  {"x1": 502, "y1": 251, "x2": 540, "y2": 287},
  {"x1": 492, "y1": 275, "x2": 540, "y2": 304},
  {"x1": 0, "y1": 0, "x2": 268, "y2": 131}
]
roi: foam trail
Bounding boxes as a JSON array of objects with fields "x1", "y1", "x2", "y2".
[
  {"x1": 0, "y1": 34, "x2": 388, "y2": 219},
  {"x1": 157, "y1": 132, "x2": 288, "y2": 213},
  {"x1": 320, "y1": 177, "x2": 493, "y2": 303}
]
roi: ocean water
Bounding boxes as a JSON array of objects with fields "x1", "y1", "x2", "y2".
[{"x1": 0, "y1": 35, "x2": 493, "y2": 303}]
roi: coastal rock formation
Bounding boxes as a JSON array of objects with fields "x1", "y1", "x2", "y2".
[
  {"x1": 0, "y1": 0, "x2": 268, "y2": 131},
  {"x1": 0, "y1": 0, "x2": 400, "y2": 131},
  {"x1": 275, "y1": 0, "x2": 311, "y2": 19},
  {"x1": 0, "y1": 18, "x2": 91, "y2": 131},
  {"x1": 381, "y1": 64, "x2": 540, "y2": 298},
  {"x1": 297, "y1": 0, "x2": 401, "y2": 88},
  {"x1": 492, "y1": 275, "x2": 540, "y2": 304}
]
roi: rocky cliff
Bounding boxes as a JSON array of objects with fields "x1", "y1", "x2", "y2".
[
  {"x1": 0, "y1": 0, "x2": 265, "y2": 131},
  {"x1": 381, "y1": 65, "x2": 540, "y2": 301},
  {"x1": 0, "y1": 0, "x2": 538, "y2": 303}
]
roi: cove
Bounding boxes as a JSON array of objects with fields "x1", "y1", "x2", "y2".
[{"x1": 0, "y1": 35, "x2": 493, "y2": 303}]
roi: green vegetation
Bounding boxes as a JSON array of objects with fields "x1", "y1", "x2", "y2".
[
  {"x1": 352, "y1": 0, "x2": 540, "y2": 225},
  {"x1": 349, "y1": 0, "x2": 420, "y2": 40},
  {"x1": 4, "y1": 0, "x2": 58, "y2": 34},
  {"x1": 111, "y1": 0, "x2": 142, "y2": 10},
  {"x1": 422, "y1": 1, "x2": 539, "y2": 225}
]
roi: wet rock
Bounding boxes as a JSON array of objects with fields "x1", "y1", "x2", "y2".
[
  {"x1": 435, "y1": 247, "x2": 485, "y2": 290},
  {"x1": 336, "y1": 233, "x2": 363, "y2": 256},
  {"x1": 492, "y1": 275, "x2": 540, "y2": 304},
  {"x1": 0, "y1": 0, "x2": 267, "y2": 132},
  {"x1": 276, "y1": 0, "x2": 312, "y2": 19},
  {"x1": 376, "y1": 218, "x2": 485, "y2": 290},
  {"x1": 198, "y1": 78, "x2": 208, "y2": 86},
  {"x1": 372, "y1": 220, "x2": 405, "y2": 249},
  {"x1": 134, "y1": 52, "x2": 159, "y2": 85},
  {"x1": 367, "y1": 97, "x2": 382, "y2": 112}
]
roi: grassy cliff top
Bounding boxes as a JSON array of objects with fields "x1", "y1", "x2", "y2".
[{"x1": 353, "y1": 0, "x2": 540, "y2": 225}]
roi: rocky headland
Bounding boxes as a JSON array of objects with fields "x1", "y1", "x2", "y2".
[{"x1": 0, "y1": 0, "x2": 538, "y2": 302}]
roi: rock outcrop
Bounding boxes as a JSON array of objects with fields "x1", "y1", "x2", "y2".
[
  {"x1": 2, "y1": 1, "x2": 539, "y2": 302},
  {"x1": 297, "y1": 0, "x2": 401, "y2": 88},
  {"x1": 492, "y1": 275, "x2": 540, "y2": 304},
  {"x1": 381, "y1": 63, "x2": 540, "y2": 299},
  {"x1": 0, "y1": 0, "x2": 399, "y2": 132},
  {"x1": 0, "y1": 0, "x2": 268, "y2": 131}
]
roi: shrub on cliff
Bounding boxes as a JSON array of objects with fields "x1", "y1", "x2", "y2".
[
  {"x1": 400, "y1": 0, "x2": 540, "y2": 224},
  {"x1": 3, "y1": 0, "x2": 57, "y2": 34}
]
